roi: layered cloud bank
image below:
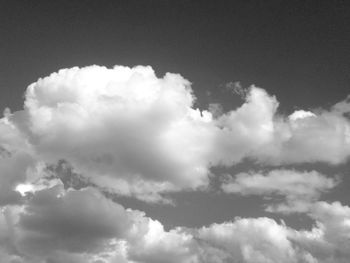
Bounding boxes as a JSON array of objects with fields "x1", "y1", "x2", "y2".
[
  {"x1": 0, "y1": 65, "x2": 350, "y2": 262},
  {"x1": 1, "y1": 184, "x2": 350, "y2": 263}
]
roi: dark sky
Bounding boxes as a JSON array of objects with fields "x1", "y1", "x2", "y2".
[
  {"x1": 1, "y1": 0, "x2": 350, "y2": 112},
  {"x1": 1, "y1": 0, "x2": 350, "y2": 230}
]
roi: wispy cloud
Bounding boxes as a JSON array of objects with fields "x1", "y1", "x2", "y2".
[{"x1": 221, "y1": 170, "x2": 339, "y2": 213}]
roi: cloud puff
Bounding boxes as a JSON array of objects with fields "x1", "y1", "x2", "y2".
[
  {"x1": 13, "y1": 65, "x2": 216, "y2": 201},
  {"x1": 221, "y1": 170, "x2": 339, "y2": 213},
  {"x1": 0, "y1": 184, "x2": 141, "y2": 262},
  {"x1": 290, "y1": 201, "x2": 350, "y2": 263},
  {"x1": 160, "y1": 201, "x2": 350, "y2": 263},
  {"x1": 18, "y1": 186, "x2": 135, "y2": 254},
  {"x1": 265, "y1": 107, "x2": 350, "y2": 164},
  {"x1": 197, "y1": 201, "x2": 350, "y2": 263},
  {"x1": 213, "y1": 86, "x2": 350, "y2": 165},
  {"x1": 197, "y1": 217, "x2": 313, "y2": 263},
  {"x1": 212, "y1": 86, "x2": 279, "y2": 165},
  {"x1": 0, "y1": 185, "x2": 199, "y2": 263},
  {"x1": 2, "y1": 183, "x2": 350, "y2": 263}
]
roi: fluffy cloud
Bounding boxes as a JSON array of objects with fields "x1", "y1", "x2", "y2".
[
  {"x1": 17, "y1": 186, "x2": 135, "y2": 254},
  {"x1": 213, "y1": 86, "x2": 279, "y2": 164},
  {"x1": 212, "y1": 86, "x2": 350, "y2": 165},
  {"x1": 1, "y1": 64, "x2": 350, "y2": 262},
  {"x1": 197, "y1": 201, "x2": 350, "y2": 263},
  {"x1": 263, "y1": 107, "x2": 350, "y2": 164},
  {"x1": 2, "y1": 183, "x2": 350, "y2": 263},
  {"x1": 197, "y1": 217, "x2": 313, "y2": 263},
  {"x1": 0, "y1": 184, "x2": 199, "y2": 263},
  {"x1": 0, "y1": 65, "x2": 349, "y2": 202},
  {"x1": 0, "y1": 184, "x2": 139, "y2": 263},
  {"x1": 12, "y1": 65, "x2": 216, "y2": 201},
  {"x1": 135, "y1": 201, "x2": 350, "y2": 263},
  {"x1": 290, "y1": 201, "x2": 350, "y2": 263},
  {"x1": 221, "y1": 170, "x2": 339, "y2": 213}
]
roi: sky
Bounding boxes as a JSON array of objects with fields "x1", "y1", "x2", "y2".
[{"x1": 1, "y1": 1, "x2": 350, "y2": 263}]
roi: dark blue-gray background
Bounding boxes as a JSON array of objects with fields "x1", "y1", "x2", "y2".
[{"x1": 1, "y1": 0, "x2": 349, "y2": 230}]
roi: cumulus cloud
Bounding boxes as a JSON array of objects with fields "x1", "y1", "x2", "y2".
[
  {"x1": 0, "y1": 184, "x2": 199, "y2": 263},
  {"x1": 2, "y1": 182, "x2": 350, "y2": 263},
  {"x1": 197, "y1": 217, "x2": 313, "y2": 263},
  {"x1": 213, "y1": 86, "x2": 350, "y2": 165},
  {"x1": 130, "y1": 201, "x2": 350, "y2": 263},
  {"x1": 0, "y1": 183, "x2": 141, "y2": 262},
  {"x1": 212, "y1": 86, "x2": 279, "y2": 165},
  {"x1": 221, "y1": 170, "x2": 339, "y2": 213},
  {"x1": 18, "y1": 186, "x2": 134, "y2": 254},
  {"x1": 264, "y1": 107, "x2": 350, "y2": 164},
  {"x1": 0, "y1": 64, "x2": 350, "y2": 262},
  {"x1": 11, "y1": 65, "x2": 216, "y2": 202},
  {"x1": 290, "y1": 201, "x2": 350, "y2": 263},
  {"x1": 0, "y1": 65, "x2": 349, "y2": 202}
]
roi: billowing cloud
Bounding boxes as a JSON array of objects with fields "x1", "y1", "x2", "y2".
[
  {"x1": 262, "y1": 106, "x2": 350, "y2": 165},
  {"x1": 1, "y1": 183, "x2": 350, "y2": 263},
  {"x1": 290, "y1": 201, "x2": 350, "y2": 263},
  {"x1": 0, "y1": 185, "x2": 201, "y2": 263},
  {"x1": 18, "y1": 186, "x2": 134, "y2": 254},
  {"x1": 197, "y1": 217, "x2": 313, "y2": 263},
  {"x1": 213, "y1": 86, "x2": 350, "y2": 165},
  {"x1": 0, "y1": 65, "x2": 348, "y2": 202},
  {"x1": 0, "y1": 183, "x2": 141, "y2": 262},
  {"x1": 221, "y1": 170, "x2": 339, "y2": 213},
  {"x1": 12, "y1": 65, "x2": 216, "y2": 201},
  {"x1": 0, "y1": 65, "x2": 350, "y2": 262},
  {"x1": 1, "y1": 65, "x2": 348, "y2": 203},
  {"x1": 211, "y1": 86, "x2": 279, "y2": 165}
]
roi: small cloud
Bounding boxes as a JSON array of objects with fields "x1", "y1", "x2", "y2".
[
  {"x1": 221, "y1": 169, "x2": 339, "y2": 213},
  {"x1": 222, "y1": 81, "x2": 248, "y2": 99}
]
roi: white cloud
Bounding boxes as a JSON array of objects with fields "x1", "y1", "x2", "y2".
[
  {"x1": 1, "y1": 182, "x2": 350, "y2": 263},
  {"x1": 1, "y1": 184, "x2": 198, "y2": 263},
  {"x1": 290, "y1": 201, "x2": 350, "y2": 263},
  {"x1": 221, "y1": 170, "x2": 339, "y2": 213},
  {"x1": 17, "y1": 185, "x2": 137, "y2": 255},
  {"x1": 128, "y1": 220, "x2": 198, "y2": 263},
  {"x1": 197, "y1": 217, "x2": 313, "y2": 263},
  {"x1": 211, "y1": 86, "x2": 278, "y2": 165},
  {"x1": 196, "y1": 202, "x2": 350, "y2": 263},
  {"x1": 12, "y1": 65, "x2": 216, "y2": 202},
  {"x1": 1, "y1": 64, "x2": 350, "y2": 262},
  {"x1": 213, "y1": 86, "x2": 350, "y2": 165},
  {"x1": 265, "y1": 108, "x2": 350, "y2": 164},
  {"x1": 288, "y1": 110, "x2": 316, "y2": 121},
  {"x1": 0, "y1": 65, "x2": 349, "y2": 203}
]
